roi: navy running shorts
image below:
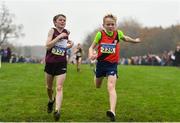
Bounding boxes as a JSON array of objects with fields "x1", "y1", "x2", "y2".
[{"x1": 96, "y1": 61, "x2": 118, "y2": 78}]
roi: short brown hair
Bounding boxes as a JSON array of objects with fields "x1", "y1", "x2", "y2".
[{"x1": 53, "y1": 14, "x2": 66, "y2": 26}]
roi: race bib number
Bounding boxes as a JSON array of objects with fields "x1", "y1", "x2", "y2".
[
  {"x1": 52, "y1": 46, "x2": 66, "y2": 56},
  {"x1": 100, "y1": 43, "x2": 116, "y2": 54}
]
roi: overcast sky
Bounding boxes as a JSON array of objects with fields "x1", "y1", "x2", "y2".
[{"x1": 1, "y1": 0, "x2": 180, "y2": 46}]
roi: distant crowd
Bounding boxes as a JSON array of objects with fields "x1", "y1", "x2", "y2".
[
  {"x1": 120, "y1": 50, "x2": 179, "y2": 66},
  {"x1": 0, "y1": 47, "x2": 41, "y2": 63},
  {"x1": 120, "y1": 44, "x2": 180, "y2": 66},
  {"x1": 0, "y1": 45, "x2": 180, "y2": 67}
]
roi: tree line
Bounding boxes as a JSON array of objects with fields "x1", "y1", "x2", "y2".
[{"x1": 82, "y1": 18, "x2": 180, "y2": 58}]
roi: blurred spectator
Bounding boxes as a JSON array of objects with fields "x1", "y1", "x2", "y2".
[
  {"x1": 174, "y1": 43, "x2": 180, "y2": 66},
  {"x1": 6, "y1": 47, "x2": 12, "y2": 62},
  {"x1": 1, "y1": 47, "x2": 12, "y2": 62},
  {"x1": 66, "y1": 48, "x2": 72, "y2": 63}
]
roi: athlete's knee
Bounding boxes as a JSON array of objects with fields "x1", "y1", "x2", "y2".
[
  {"x1": 56, "y1": 85, "x2": 63, "y2": 92},
  {"x1": 108, "y1": 82, "x2": 115, "y2": 92},
  {"x1": 96, "y1": 80, "x2": 102, "y2": 88},
  {"x1": 47, "y1": 88, "x2": 53, "y2": 93}
]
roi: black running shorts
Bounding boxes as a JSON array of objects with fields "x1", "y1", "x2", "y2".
[{"x1": 44, "y1": 62, "x2": 67, "y2": 76}]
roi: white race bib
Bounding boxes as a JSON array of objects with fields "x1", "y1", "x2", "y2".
[
  {"x1": 100, "y1": 43, "x2": 116, "y2": 54},
  {"x1": 52, "y1": 46, "x2": 66, "y2": 56}
]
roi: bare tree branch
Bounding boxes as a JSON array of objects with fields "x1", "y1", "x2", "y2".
[{"x1": 0, "y1": 3, "x2": 24, "y2": 46}]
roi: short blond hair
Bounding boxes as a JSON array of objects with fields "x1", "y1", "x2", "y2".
[{"x1": 103, "y1": 14, "x2": 117, "y2": 24}]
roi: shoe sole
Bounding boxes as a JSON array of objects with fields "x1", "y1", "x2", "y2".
[{"x1": 106, "y1": 111, "x2": 115, "y2": 122}]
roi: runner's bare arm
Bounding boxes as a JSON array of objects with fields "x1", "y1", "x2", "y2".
[
  {"x1": 89, "y1": 42, "x2": 97, "y2": 60},
  {"x1": 122, "y1": 35, "x2": 141, "y2": 43},
  {"x1": 46, "y1": 29, "x2": 69, "y2": 49}
]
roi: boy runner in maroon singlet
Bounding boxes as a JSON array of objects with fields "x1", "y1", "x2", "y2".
[{"x1": 44, "y1": 14, "x2": 73, "y2": 121}]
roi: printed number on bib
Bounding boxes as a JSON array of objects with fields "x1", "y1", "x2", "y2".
[
  {"x1": 52, "y1": 46, "x2": 66, "y2": 56},
  {"x1": 100, "y1": 43, "x2": 116, "y2": 54}
]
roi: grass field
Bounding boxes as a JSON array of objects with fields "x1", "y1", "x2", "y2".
[{"x1": 0, "y1": 63, "x2": 180, "y2": 122}]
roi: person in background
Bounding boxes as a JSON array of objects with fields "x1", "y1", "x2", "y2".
[
  {"x1": 74, "y1": 43, "x2": 83, "y2": 72},
  {"x1": 174, "y1": 43, "x2": 180, "y2": 66},
  {"x1": 66, "y1": 48, "x2": 72, "y2": 64}
]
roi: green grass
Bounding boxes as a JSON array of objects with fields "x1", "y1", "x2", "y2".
[{"x1": 0, "y1": 63, "x2": 180, "y2": 121}]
